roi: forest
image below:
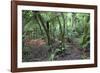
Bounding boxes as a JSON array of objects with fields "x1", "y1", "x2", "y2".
[{"x1": 22, "y1": 10, "x2": 90, "y2": 62}]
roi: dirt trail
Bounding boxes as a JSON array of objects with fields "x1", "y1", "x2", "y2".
[{"x1": 22, "y1": 38, "x2": 89, "y2": 62}]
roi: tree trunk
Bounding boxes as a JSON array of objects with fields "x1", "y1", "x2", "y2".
[
  {"x1": 35, "y1": 12, "x2": 50, "y2": 45},
  {"x1": 57, "y1": 16, "x2": 62, "y2": 40},
  {"x1": 61, "y1": 13, "x2": 66, "y2": 48},
  {"x1": 46, "y1": 21, "x2": 50, "y2": 45},
  {"x1": 34, "y1": 13, "x2": 43, "y2": 35}
]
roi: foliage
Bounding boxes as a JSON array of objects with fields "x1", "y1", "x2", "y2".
[
  {"x1": 22, "y1": 10, "x2": 90, "y2": 62},
  {"x1": 79, "y1": 14, "x2": 90, "y2": 49}
]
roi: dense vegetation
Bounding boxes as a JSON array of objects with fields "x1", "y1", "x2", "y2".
[{"x1": 22, "y1": 10, "x2": 90, "y2": 62}]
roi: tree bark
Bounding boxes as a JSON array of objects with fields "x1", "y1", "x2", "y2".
[
  {"x1": 34, "y1": 13, "x2": 43, "y2": 35},
  {"x1": 34, "y1": 11, "x2": 50, "y2": 45},
  {"x1": 61, "y1": 13, "x2": 66, "y2": 48}
]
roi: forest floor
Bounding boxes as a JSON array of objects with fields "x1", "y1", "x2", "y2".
[{"x1": 22, "y1": 38, "x2": 90, "y2": 62}]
